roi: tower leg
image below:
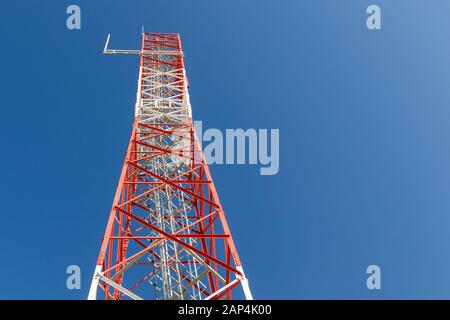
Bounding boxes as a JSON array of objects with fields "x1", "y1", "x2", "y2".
[
  {"x1": 237, "y1": 266, "x2": 253, "y2": 300},
  {"x1": 87, "y1": 265, "x2": 102, "y2": 300}
]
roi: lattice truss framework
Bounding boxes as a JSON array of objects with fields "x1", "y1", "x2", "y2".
[{"x1": 88, "y1": 33, "x2": 252, "y2": 300}]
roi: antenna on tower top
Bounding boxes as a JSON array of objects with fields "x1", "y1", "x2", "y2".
[{"x1": 103, "y1": 34, "x2": 111, "y2": 54}]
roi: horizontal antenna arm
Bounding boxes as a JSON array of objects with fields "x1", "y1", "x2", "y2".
[{"x1": 103, "y1": 34, "x2": 141, "y2": 55}]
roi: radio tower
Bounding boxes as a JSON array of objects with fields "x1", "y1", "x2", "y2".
[{"x1": 88, "y1": 32, "x2": 253, "y2": 300}]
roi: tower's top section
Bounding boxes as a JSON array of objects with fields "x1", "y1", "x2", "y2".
[
  {"x1": 103, "y1": 32, "x2": 192, "y2": 121},
  {"x1": 103, "y1": 32, "x2": 183, "y2": 56}
]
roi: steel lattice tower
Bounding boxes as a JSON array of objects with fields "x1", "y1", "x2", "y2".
[{"x1": 88, "y1": 32, "x2": 252, "y2": 300}]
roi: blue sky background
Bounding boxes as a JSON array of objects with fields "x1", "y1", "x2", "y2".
[{"x1": 1, "y1": 0, "x2": 450, "y2": 299}]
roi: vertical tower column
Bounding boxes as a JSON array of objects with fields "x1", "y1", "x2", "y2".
[{"x1": 88, "y1": 33, "x2": 252, "y2": 300}]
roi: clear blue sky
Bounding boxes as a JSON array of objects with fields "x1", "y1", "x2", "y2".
[{"x1": 1, "y1": 0, "x2": 450, "y2": 299}]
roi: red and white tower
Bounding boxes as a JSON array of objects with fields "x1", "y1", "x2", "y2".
[{"x1": 88, "y1": 32, "x2": 252, "y2": 300}]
